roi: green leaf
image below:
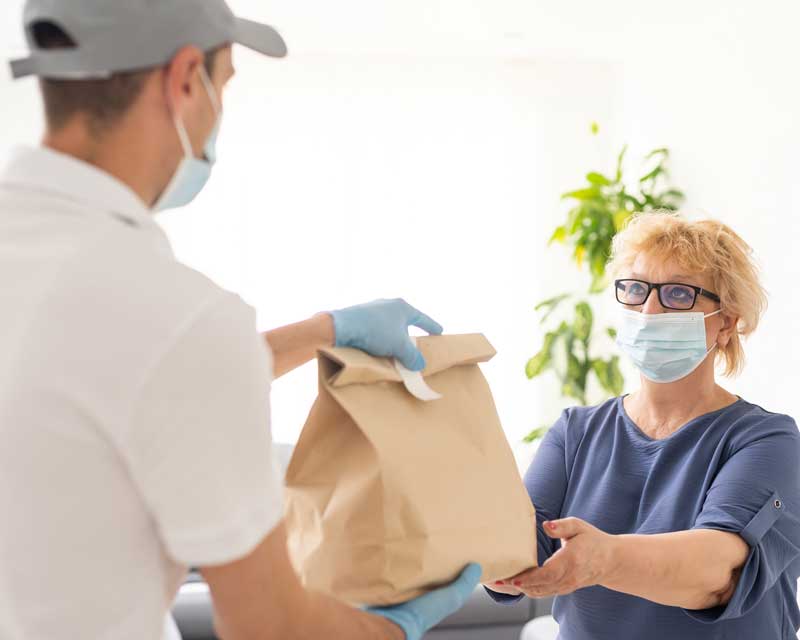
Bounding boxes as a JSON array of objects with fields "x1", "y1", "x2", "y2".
[
  {"x1": 590, "y1": 250, "x2": 608, "y2": 278},
  {"x1": 561, "y1": 187, "x2": 601, "y2": 202},
  {"x1": 525, "y1": 328, "x2": 561, "y2": 379},
  {"x1": 565, "y1": 204, "x2": 584, "y2": 236},
  {"x1": 566, "y1": 352, "x2": 582, "y2": 378},
  {"x1": 606, "y1": 327, "x2": 618, "y2": 339},
  {"x1": 613, "y1": 209, "x2": 632, "y2": 232},
  {"x1": 591, "y1": 356, "x2": 625, "y2": 397},
  {"x1": 560, "y1": 326, "x2": 576, "y2": 371},
  {"x1": 622, "y1": 193, "x2": 644, "y2": 211},
  {"x1": 608, "y1": 356, "x2": 625, "y2": 395},
  {"x1": 645, "y1": 147, "x2": 669, "y2": 159},
  {"x1": 523, "y1": 425, "x2": 551, "y2": 443},
  {"x1": 591, "y1": 359, "x2": 610, "y2": 390},
  {"x1": 525, "y1": 351, "x2": 550, "y2": 379},
  {"x1": 574, "y1": 244, "x2": 586, "y2": 267},
  {"x1": 535, "y1": 293, "x2": 570, "y2": 313},
  {"x1": 548, "y1": 225, "x2": 568, "y2": 245},
  {"x1": 639, "y1": 165, "x2": 664, "y2": 184},
  {"x1": 573, "y1": 301, "x2": 593, "y2": 342},
  {"x1": 586, "y1": 172, "x2": 612, "y2": 187},
  {"x1": 591, "y1": 121, "x2": 600, "y2": 136},
  {"x1": 561, "y1": 381, "x2": 581, "y2": 402},
  {"x1": 615, "y1": 145, "x2": 628, "y2": 182}
]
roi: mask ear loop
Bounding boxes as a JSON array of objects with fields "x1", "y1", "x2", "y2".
[
  {"x1": 169, "y1": 65, "x2": 220, "y2": 161},
  {"x1": 166, "y1": 80, "x2": 194, "y2": 159},
  {"x1": 173, "y1": 114, "x2": 194, "y2": 159},
  {"x1": 704, "y1": 308, "x2": 724, "y2": 358},
  {"x1": 197, "y1": 66, "x2": 222, "y2": 163},
  {"x1": 198, "y1": 66, "x2": 222, "y2": 116}
]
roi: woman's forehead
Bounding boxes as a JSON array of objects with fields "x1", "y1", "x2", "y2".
[{"x1": 627, "y1": 253, "x2": 711, "y2": 288}]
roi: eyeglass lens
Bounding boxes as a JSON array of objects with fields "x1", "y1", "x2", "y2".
[{"x1": 616, "y1": 280, "x2": 697, "y2": 310}]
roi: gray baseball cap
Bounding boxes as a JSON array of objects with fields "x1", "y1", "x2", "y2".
[{"x1": 9, "y1": 0, "x2": 287, "y2": 80}]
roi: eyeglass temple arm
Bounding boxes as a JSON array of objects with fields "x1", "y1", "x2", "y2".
[{"x1": 699, "y1": 289, "x2": 721, "y2": 303}]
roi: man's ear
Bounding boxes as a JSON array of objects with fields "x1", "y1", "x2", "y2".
[
  {"x1": 717, "y1": 313, "x2": 738, "y2": 348},
  {"x1": 162, "y1": 45, "x2": 205, "y2": 117}
]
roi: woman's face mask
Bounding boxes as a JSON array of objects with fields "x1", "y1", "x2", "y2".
[{"x1": 616, "y1": 308, "x2": 722, "y2": 384}]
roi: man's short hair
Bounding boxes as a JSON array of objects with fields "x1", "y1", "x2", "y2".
[{"x1": 34, "y1": 21, "x2": 218, "y2": 136}]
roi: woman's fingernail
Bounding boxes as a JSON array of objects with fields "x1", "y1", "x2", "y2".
[{"x1": 546, "y1": 521, "x2": 556, "y2": 530}]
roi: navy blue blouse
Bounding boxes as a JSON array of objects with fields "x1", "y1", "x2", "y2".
[{"x1": 490, "y1": 397, "x2": 800, "y2": 639}]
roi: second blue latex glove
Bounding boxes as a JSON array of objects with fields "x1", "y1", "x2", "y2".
[
  {"x1": 329, "y1": 298, "x2": 443, "y2": 371},
  {"x1": 367, "y1": 564, "x2": 482, "y2": 640}
]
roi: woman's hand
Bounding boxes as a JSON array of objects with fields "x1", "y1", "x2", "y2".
[{"x1": 497, "y1": 517, "x2": 616, "y2": 598}]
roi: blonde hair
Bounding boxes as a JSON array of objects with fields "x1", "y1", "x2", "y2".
[{"x1": 608, "y1": 212, "x2": 767, "y2": 377}]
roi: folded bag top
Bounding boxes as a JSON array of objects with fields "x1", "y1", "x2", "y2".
[
  {"x1": 285, "y1": 334, "x2": 537, "y2": 606},
  {"x1": 325, "y1": 333, "x2": 497, "y2": 388}
]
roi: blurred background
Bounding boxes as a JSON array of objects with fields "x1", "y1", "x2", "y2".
[{"x1": 2, "y1": 0, "x2": 799, "y2": 459}]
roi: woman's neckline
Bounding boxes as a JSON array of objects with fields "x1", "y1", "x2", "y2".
[{"x1": 618, "y1": 394, "x2": 744, "y2": 443}]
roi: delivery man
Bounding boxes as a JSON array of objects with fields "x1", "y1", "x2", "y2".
[{"x1": 0, "y1": 1, "x2": 481, "y2": 639}]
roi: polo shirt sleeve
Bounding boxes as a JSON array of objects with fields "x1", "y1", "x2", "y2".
[
  {"x1": 486, "y1": 410, "x2": 570, "y2": 605},
  {"x1": 686, "y1": 414, "x2": 800, "y2": 623},
  {"x1": 121, "y1": 291, "x2": 285, "y2": 568}
]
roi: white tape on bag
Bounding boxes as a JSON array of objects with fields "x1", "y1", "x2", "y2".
[{"x1": 394, "y1": 337, "x2": 443, "y2": 402}]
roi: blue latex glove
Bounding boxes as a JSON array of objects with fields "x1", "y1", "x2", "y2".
[
  {"x1": 366, "y1": 564, "x2": 482, "y2": 640},
  {"x1": 329, "y1": 298, "x2": 443, "y2": 371}
]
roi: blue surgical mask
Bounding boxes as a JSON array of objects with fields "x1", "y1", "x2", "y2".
[
  {"x1": 616, "y1": 308, "x2": 722, "y2": 384},
  {"x1": 154, "y1": 67, "x2": 222, "y2": 211}
]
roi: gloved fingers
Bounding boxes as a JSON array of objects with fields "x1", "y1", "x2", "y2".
[
  {"x1": 409, "y1": 310, "x2": 444, "y2": 336},
  {"x1": 396, "y1": 338, "x2": 426, "y2": 372},
  {"x1": 452, "y1": 563, "x2": 482, "y2": 600},
  {"x1": 364, "y1": 563, "x2": 482, "y2": 640},
  {"x1": 424, "y1": 563, "x2": 482, "y2": 617}
]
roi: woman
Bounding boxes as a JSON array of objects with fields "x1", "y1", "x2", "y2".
[{"x1": 488, "y1": 213, "x2": 800, "y2": 639}]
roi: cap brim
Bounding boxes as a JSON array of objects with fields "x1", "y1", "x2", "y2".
[{"x1": 235, "y1": 18, "x2": 287, "y2": 58}]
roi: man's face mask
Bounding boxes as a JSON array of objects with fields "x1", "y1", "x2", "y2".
[{"x1": 154, "y1": 66, "x2": 221, "y2": 212}]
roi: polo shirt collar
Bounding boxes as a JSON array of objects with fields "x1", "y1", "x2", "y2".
[{"x1": 0, "y1": 145, "x2": 161, "y2": 232}]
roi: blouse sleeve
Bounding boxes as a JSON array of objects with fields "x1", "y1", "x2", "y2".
[{"x1": 685, "y1": 414, "x2": 800, "y2": 623}]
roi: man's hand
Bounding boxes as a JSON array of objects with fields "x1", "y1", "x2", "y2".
[
  {"x1": 201, "y1": 522, "x2": 435, "y2": 640},
  {"x1": 496, "y1": 518, "x2": 615, "y2": 598},
  {"x1": 329, "y1": 298, "x2": 443, "y2": 371},
  {"x1": 367, "y1": 564, "x2": 482, "y2": 640}
]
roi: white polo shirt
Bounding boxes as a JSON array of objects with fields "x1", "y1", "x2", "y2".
[{"x1": 0, "y1": 147, "x2": 285, "y2": 640}]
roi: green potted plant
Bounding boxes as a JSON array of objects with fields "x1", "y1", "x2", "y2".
[{"x1": 524, "y1": 127, "x2": 685, "y2": 442}]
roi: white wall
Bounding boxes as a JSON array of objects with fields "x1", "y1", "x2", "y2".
[
  {"x1": 614, "y1": 16, "x2": 800, "y2": 416},
  {"x1": 1, "y1": 0, "x2": 798, "y2": 450},
  {"x1": 156, "y1": 52, "x2": 617, "y2": 446}
]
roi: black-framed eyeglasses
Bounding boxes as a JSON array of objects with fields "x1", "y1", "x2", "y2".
[{"x1": 615, "y1": 279, "x2": 721, "y2": 311}]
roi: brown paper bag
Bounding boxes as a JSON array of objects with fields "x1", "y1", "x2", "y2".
[{"x1": 284, "y1": 333, "x2": 537, "y2": 606}]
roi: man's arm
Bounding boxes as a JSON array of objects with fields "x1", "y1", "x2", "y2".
[
  {"x1": 200, "y1": 522, "x2": 480, "y2": 640},
  {"x1": 263, "y1": 315, "x2": 333, "y2": 379},
  {"x1": 200, "y1": 522, "x2": 402, "y2": 640},
  {"x1": 263, "y1": 299, "x2": 444, "y2": 379}
]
